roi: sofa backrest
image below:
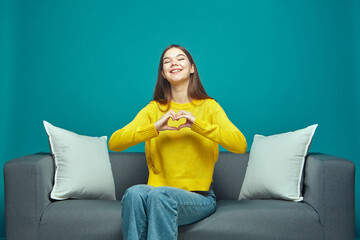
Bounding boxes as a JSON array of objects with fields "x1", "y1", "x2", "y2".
[{"x1": 109, "y1": 151, "x2": 250, "y2": 201}]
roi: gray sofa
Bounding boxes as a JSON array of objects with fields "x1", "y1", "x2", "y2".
[{"x1": 4, "y1": 151, "x2": 355, "y2": 240}]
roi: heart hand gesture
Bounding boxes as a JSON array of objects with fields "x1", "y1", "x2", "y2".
[
  {"x1": 174, "y1": 110, "x2": 195, "y2": 130},
  {"x1": 154, "y1": 109, "x2": 196, "y2": 132}
]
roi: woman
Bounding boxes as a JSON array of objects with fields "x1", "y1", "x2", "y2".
[{"x1": 108, "y1": 44, "x2": 247, "y2": 240}]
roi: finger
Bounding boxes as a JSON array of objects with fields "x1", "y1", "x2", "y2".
[
  {"x1": 175, "y1": 110, "x2": 186, "y2": 119},
  {"x1": 169, "y1": 112, "x2": 176, "y2": 121},
  {"x1": 162, "y1": 110, "x2": 174, "y2": 121},
  {"x1": 169, "y1": 109, "x2": 177, "y2": 120},
  {"x1": 177, "y1": 123, "x2": 190, "y2": 130},
  {"x1": 177, "y1": 111, "x2": 195, "y2": 123},
  {"x1": 177, "y1": 114, "x2": 190, "y2": 121},
  {"x1": 164, "y1": 126, "x2": 179, "y2": 131},
  {"x1": 160, "y1": 114, "x2": 171, "y2": 123},
  {"x1": 180, "y1": 110, "x2": 193, "y2": 117}
]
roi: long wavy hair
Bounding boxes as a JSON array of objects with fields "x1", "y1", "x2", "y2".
[{"x1": 152, "y1": 44, "x2": 214, "y2": 112}]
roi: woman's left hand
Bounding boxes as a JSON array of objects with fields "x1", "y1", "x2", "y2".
[{"x1": 175, "y1": 110, "x2": 196, "y2": 130}]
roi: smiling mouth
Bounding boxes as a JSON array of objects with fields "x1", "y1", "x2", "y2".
[{"x1": 170, "y1": 69, "x2": 182, "y2": 74}]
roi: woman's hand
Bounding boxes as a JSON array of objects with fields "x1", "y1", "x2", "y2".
[
  {"x1": 154, "y1": 109, "x2": 196, "y2": 132},
  {"x1": 175, "y1": 110, "x2": 195, "y2": 130},
  {"x1": 154, "y1": 109, "x2": 179, "y2": 132}
]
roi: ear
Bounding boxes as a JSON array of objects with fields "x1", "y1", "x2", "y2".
[
  {"x1": 190, "y1": 64, "x2": 195, "y2": 74},
  {"x1": 161, "y1": 71, "x2": 166, "y2": 79}
]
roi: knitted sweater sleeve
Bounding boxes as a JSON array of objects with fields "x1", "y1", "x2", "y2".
[
  {"x1": 190, "y1": 100, "x2": 247, "y2": 154},
  {"x1": 108, "y1": 103, "x2": 159, "y2": 152}
]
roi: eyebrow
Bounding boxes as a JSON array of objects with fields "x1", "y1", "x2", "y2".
[{"x1": 163, "y1": 54, "x2": 186, "y2": 61}]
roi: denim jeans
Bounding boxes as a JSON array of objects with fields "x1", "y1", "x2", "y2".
[{"x1": 121, "y1": 184, "x2": 217, "y2": 240}]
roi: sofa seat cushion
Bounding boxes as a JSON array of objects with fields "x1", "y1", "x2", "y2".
[
  {"x1": 39, "y1": 200, "x2": 122, "y2": 240},
  {"x1": 178, "y1": 199, "x2": 322, "y2": 240}
]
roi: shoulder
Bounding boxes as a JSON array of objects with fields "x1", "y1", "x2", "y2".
[
  {"x1": 192, "y1": 98, "x2": 217, "y2": 105},
  {"x1": 148, "y1": 100, "x2": 157, "y2": 107},
  {"x1": 146, "y1": 100, "x2": 168, "y2": 112},
  {"x1": 134, "y1": 100, "x2": 157, "y2": 113},
  {"x1": 144, "y1": 100, "x2": 158, "y2": 110},
  {"x1": 203, "y1": 98, "x2": 223, "y2": 110}
]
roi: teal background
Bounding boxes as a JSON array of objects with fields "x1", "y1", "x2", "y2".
[{"x1": 1, "y1": 0, "x2": 359, "y2": 238}]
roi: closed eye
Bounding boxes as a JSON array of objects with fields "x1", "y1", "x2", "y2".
[{"x1": 163, "y1": 58, "x2": 185, "y2": 64}]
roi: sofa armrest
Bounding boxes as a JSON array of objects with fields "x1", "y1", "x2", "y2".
[
  {"x1": 303, "y1": 153, "x2": 355, "y2": 240},
  {"x1": 4, "y1": 152, "x2": 54, "y2": 240}
]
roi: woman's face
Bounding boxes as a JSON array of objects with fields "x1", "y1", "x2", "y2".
[{"x1": 161, "y1": 47, "x2": 194, "y2": 85}]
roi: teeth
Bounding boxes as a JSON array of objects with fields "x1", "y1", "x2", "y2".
[{"x1": 171, "y1": 69, "x2": 181, "y2": 73}]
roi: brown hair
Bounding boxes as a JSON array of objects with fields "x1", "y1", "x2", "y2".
[{"x1": 152, "y1": 44, "x2": 214, "y2": 112}]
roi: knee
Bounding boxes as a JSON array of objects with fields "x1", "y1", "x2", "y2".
[
  {"x1": 121, "y1": 184, "x2": 152, "y2": 205},
  {"x1": 147, "y1": 187, "x2": 177, "y2": 208}
]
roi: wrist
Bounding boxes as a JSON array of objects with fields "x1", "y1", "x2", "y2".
[{"x1": 191, "y1": 117, "x2": 196, "y2": 124}]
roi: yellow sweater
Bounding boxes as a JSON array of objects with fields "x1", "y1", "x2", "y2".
[{"x1": 108, "y1": 98, "x2": 247, "y2": 191}]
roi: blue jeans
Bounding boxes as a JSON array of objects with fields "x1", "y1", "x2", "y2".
[{"x1": 121, "y1": 184, "x2": 216, "y2": 240}]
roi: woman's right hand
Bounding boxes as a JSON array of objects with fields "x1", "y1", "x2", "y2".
[{"x1": 154, "y1": 109, "x2": 179, "y2": 132}]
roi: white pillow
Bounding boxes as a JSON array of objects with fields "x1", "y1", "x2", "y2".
[
  {"x1": 238, "y1": 124, "x2": 318, "y2": 202},
  {"x1": 43, "y1": 120, "x2": 116, "y2": 200}
]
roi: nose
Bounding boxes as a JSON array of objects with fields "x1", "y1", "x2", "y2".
[{"x1": 171, "y1": 59, "x2": 179, "y2": 66}]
